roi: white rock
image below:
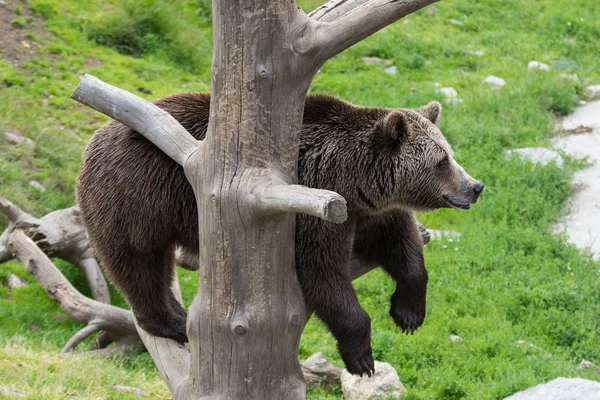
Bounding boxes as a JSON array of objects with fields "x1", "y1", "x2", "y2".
[
  {"x1": 560, "y1": 73, "x2": 579, "y2": 82},
  {"x1": 8, "y1": 274, "x2": 27, "y2": 289},
  {"x1": 438, "y1": 87, "x2": 458, "y2": 98},
  {"x1": 483, "y1": 75, "x2": 506, "y2": 88},
  {"x1": 467, "y1": 50, "x2": 484, "y2": 57},
  {"x1": 362, "y1": 57, "x2": 394, "y2": 67},
  {"x1": 0, "y1": 386, "x2": 24, "y2": 398},
  {"x1": 503, "y1": 378, "x2": 600, "y2": 400},
  {"x1": 384, "y1": 66, "x2": 397, "y2": 75},
  {"x1": 341, "y1": 361, "x2": 407, "y2": 400},
  {"x1": 111, "y1": 386, "x2": 144, "y2": 397},
  {"x1": 528, "y1": 61, "x2": 550, "y2": 71},
  {"x1": 444, "y1": 98, "x2": 464, "y2": 104},
  {"x1": 450, "y1": 335, "x2": 463, "y2": 342},
  {"x1": 449, "y1": 19, "x2": 464, "y2": 25},
  {"x1": 586, "y1": 85, "x2": 600, "y2": 100},
  {"x1": 301, "y1": 352, "x2": 343, "y2": 388},
  {"x1": 505, "y1": 148, "x2": 564, "y2": 167},
  {"x1": 3, "y1": 132, "x2": 35, "y2": 150},
  {"x1": 29, "y1": 180, "x2": 46, "y2": 192},
  {"x1": 578, "y1": 359, "x2": 598, "y2": 370},
  {"x1": 428, "y1": 230, "x2": 461, "y2": 241}
]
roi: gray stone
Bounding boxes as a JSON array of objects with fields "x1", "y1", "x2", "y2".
[
  {"x1": 578, "y1": 359, "x2": 599, "y2": 370},
  {"x1": 301, "y1": 352, "x2": 343, "y2": 389},
  {"x1": 111, "y1": 386, "x2": 144, "y2": 397},
  {"x1": 0, "y1": 1, "x2": 7, "y2": 6},
  {"x1": 560, "y1": 73, "x2": 579, "y2": 82},
  {"x1": 503, "y1": 378, "x2": 600, "y2": 400},
  {"x1": 483, "y1": 75, "x2": 506, "y2": 88},
  {"x1": 505, "y1": 147, "x2": 563, "y2": 167},
  {"x1": 341, "y1": 361, "x2": 407, "y2": 399},
  {"x1": 8, "y1": 274, "x2": 27, "y2": 289},
  {"x1": 449, "y1": 19, "x2": 464, "y2": 25},
  {"x1": 528, "y1": 61, "x2": 550, "y2": 71},
  {"x1": 444, "y1": 98, "x2": 464, "y2": 105},
  {"x1": 3, "y1": 132, "x2": 35, "y2": 150},
  {"x1": 467, "y1": 50, "x2": 484, "y2": 57},
  {"x1": 384, "y1": 66, "x2": 397, "y2": 75},
  {"x1": 362, "y1": 57, "x2": 394, "y2": 67},
  {"x1": 586, "y1": 85, "x2": 600, "y2": 100},
  {"x1": 553, "y1": 60, "x2": 578, "y2": 70},
  {"x1": 438, "y1": 87, "x2": 458, "y2": 98},
  {"x1": 29, "y1": 180, "x2": 46, "y2": 192},
  {"x1": 449, "y1": 335, "x2": 463, "y2": 342},
  {"x1": 552, "y1": 100, "x2": 600, "y2": 261}
]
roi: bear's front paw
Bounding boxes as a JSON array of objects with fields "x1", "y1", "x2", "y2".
[
  {"x1": 340, "y1": 341, "x2": 375, "y2": 377},
  {"x1": 390, "y1": 289, "x2": 426, "y2": 334}
]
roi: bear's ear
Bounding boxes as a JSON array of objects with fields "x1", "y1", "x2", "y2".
[
  {"x1": 382, "y1": 111, "x2": 408, "y2": 142},
  {"x1": 417, "y1": 101, "x2": 442, "y2": 124}
]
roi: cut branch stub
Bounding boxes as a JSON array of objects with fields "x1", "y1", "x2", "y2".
[
  {"x1": 71, "y1": 74, "x2": 201, "y2": 167},
  {"x1": 254, "y1": 183, "x2": 347, "y2": 224}
]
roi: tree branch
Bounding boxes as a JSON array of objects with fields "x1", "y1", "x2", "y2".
[
  {"x1": 254, "y1": 184, "x2": 347, "y2": 224},
  {"x1": 6, "y1": 230, "x2": 139, "y2": 351},
  {"x1": 308, "y1": 0, "x2": 439, "y2": 62},
  {"x1": 71, "y1": 74, "x2": 201, "y2": 167},
  {"x1": 61, "y1": 324, "x2": 101, "y2": 354},
  {"x1": 0, "y1": 200, "x2": 111, "y2": 303}
]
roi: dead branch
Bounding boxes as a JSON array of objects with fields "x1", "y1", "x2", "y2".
[
  {"x1": 5, "y1": 230, "x2": 139, "y2": 353},
  {"x1": 0, "y1": 198, "x2": 110, "y2": 303}
]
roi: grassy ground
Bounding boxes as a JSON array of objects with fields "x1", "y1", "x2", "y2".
[{"x1": 1, "y1": 0, "x2": 600, "y2": 398}]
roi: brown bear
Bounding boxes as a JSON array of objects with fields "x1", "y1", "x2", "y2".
[{"x1": 77, "y1": 93, "x2": 483, "y2": 376}]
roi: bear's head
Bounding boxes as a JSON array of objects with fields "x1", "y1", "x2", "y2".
[{"x1": 378, "y1": 102, "x2": 483, "y2": 212}]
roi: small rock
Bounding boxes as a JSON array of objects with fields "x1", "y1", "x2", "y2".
[
  {"x1": 0, "y1": 386, "x2": 24, "y2": 398},
  {"x1": 29, "y1": 180, "x2": 46, "y2": 192},
  {"x1": 450, "y1": 335, "x2": 463, "y2": 342},
  {"x1": 428, "y1": 230, "x2": 461, "y2": 241},
  {"x1": 111, "y1": 385, "x2": 145, "y2": 397},
  {"x1": 553, "y1": 60, "x2": 578, "y2": 70},
  {"x1": 426, "y1": 5, "x2": 438, "y2": 14},
  {"x1": 503, "y1": 378, "x2": 600, "y2": 400},
  {"x1": 8, "y1": 274, "x2": 26, "y2": 289},
  {"x1": 137, "y1": 87, "x2": 152, "y2": 95},
  {"x1": 384, "y1": 66, "x2": 397, "y2": 75},
  {"x1": 362, "y1": 57, "x2": 394, "y2": 67},
  {"x1": 449, "y1": 19, "x2": 464, "y2": 25},
  {"x1": 467, "y1": 50, "x2": 484, "y2": 57},
  {"x1": 505, "y1": 148, "x2": 564, "y2": 167},
  {"x1": 0, "y1": 1, "x2": 7, "y2": 6},
  {"x1": 560, "y1": 73, "x2": 579, "y2": 82},
  {"x1": 444, "y1": 98, "x2": 464, "y2": 104},
  {"x1": 579, "y1": 100, "x2": 587, "y2": 106},
  {"x1": 438, "y1": 87, "x2": 458, "y2": 98},
  {"x1": 578, "y1": 359, "x2": 599, "y2": 370},
  {"x1": 301, "y1": 352, "x2": 343, "y2": 389},
  {"x1": 528, "y1": 61, "x2": 550, "y2": 71},
  {"x1": 586, "y1": 85, "x2": 600, "y2": 100},
  {"x1": 341, "y1": 361, "x2": 407, "y2": 400},
  {"x1": 483, "y1": 75, "x2": 506, "y2": 88},
  {"x1": 3, "y1": 132, "x2": 35, "y2": 150}
]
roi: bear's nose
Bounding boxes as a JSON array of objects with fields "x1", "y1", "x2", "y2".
[{"x1": 473, "y1": 181, "x2": 485, "y2": 196}]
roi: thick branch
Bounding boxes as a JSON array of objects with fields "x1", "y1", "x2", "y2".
[
  {"x1": 255, "y1": 184, "x2": 347, "y2": 224},
  {"x1": 309, "y1": 0, "x2": 369, "y2": 22},
  {"x1": 309, "y1": 0, "x2": 439, "y2": 61},
  {"x1": 71, "y1": 74, "x2": 201, "y2": 166},
  {"x1": 0, "y1": 201, "x2": 110, "y2": 303},
  {"x1": 6, "y1": 230, "x2": 139, "y2": 350}
]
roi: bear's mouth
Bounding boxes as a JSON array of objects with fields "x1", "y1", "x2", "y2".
[{"x1": 443, "y1": 195, "x2": 471, "y2": 210}]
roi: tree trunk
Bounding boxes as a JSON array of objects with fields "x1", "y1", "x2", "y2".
[{"x1": 71, "y1": 0, "x2": 439, "y2": 397}]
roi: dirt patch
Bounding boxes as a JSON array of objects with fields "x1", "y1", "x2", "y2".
[
  {"x1": 0, "y1": 0, "x2": 51, "y2": 69},
  {"x1": 556, "y1": 125, "x2": 595, "y2": 137}
]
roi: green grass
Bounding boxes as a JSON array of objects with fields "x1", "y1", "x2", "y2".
[{"x1": 1, "y1": 0, "x2": 600, "y2": 398}]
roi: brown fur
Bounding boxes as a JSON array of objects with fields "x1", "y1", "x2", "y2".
[{"x1": 77, "y1": 93, "x2": 482, "y2": 376}]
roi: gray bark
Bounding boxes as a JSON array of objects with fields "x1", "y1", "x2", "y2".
[
  {"x1": 70, "y1": 0, "x2": 440, "y2": 397},
  {"x1": 0, "y1": 198, "x2": 110, "y2": 304},
  {"x1": 5, "y1": 230, "x2": 139, "y2": 353}
]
